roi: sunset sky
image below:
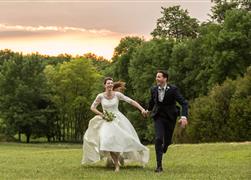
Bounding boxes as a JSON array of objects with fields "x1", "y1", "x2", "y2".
[{"x1": 0, "y1": 0, "x2": 212, "y2": 59}]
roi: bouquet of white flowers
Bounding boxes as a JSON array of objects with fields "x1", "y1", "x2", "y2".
[{"x1": 103, "y1": 110, "x2": 116, "y2": 122}]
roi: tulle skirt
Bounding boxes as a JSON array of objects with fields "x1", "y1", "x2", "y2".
[{"x1": 81, "y1": 112, "x2": 149, "y2": 165}]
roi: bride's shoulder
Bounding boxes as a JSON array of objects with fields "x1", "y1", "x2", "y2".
[
  {"x1": 96, "y1": 93, "x2": 104, "y2": 98},
  {"x1": 114, "y1": 91, "x2": 126, "y2": 99},
  {"x1": 114, "y1": 91, "x2": 123, "y2": 96}
]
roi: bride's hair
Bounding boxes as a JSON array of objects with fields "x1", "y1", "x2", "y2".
[
  {"x1": 103, "y1": 77, "x2": 113, "y2": 84},
  {"x1": 103, "y1": 77, "x2": 126, "y2": 92},
  {"x1": 113, "y1": 81, "x2": 126, "y2": 92}
]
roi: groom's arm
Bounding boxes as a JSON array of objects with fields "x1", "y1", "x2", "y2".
[
  {"x1": 174, "y1": 86, "x2": 188, "y2": 118},
  {"x1": 148, "y1": 87, "x2": 155, "y2": 111}
]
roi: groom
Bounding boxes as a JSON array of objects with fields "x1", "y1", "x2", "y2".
[{"x1": 146, "y1": 70, "x2": 188, "y2": 173}]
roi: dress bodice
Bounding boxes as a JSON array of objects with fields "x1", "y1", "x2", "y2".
[
  {"x1": 91, "y1": 92, "x2": 133, "y2": 113},
  {"x1": 101, "y1": 95, "x2": 119, "y2": 112}
]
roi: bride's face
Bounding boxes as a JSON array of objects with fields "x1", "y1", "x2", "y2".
[{"x1": 105, "y1": 80, "x2": 114, "y2": 91}]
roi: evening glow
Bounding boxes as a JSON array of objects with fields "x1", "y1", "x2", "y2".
[
  {"x1": 0, "y1": 24, "x2": 146, "y2": 59},
  {"x1": 0, "y1": 1, "x2": 211, "y2": 59}
]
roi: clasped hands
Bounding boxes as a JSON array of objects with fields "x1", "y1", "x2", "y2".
[
  {"x1": 140, "y1": 109, "x2": 188, "y2": 128},
  {"x1": 141, "y1": 109, "x2": 150, "y2": 118}
]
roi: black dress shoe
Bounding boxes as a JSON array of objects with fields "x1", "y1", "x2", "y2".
[{"x1": 154, "y1": 167, "x2": 163, "y2": 173}]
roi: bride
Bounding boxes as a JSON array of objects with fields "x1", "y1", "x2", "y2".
[{"x1": 81, "y1": 77, "x2": 149, "y2": 172}]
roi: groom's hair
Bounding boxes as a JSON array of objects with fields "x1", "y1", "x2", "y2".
[{"x1": 157, "y1": 70, "x2": 168, "y2": 80}]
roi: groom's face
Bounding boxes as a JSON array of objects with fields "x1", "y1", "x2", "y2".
[{"x1": 156, "y1": 73, "x2": 167, "y2": 86}]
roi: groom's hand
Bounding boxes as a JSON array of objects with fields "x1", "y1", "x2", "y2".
[{"x1": 178, "y1": 117, "x2": 188, "y2": 128}]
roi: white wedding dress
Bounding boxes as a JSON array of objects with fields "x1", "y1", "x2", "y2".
[{"x1": 81, "y1": 91, "x2": 149, "y2": 165}]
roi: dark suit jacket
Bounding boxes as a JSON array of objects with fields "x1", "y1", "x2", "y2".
[{"x1": 148, "y1": 84, "x2": 188, "y2": 122}]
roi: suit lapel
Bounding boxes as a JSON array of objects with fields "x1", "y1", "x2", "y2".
[
  {"x1": 154, "y1": 85, "x2": 170, "y2": 103},
  {"x1": 163, "y1": 85, "x2": 171, "y2": 101}
]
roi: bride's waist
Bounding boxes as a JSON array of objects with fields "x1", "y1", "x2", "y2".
[{"x1": 103, "y1": 109, "x2": 119, "y2": 113}]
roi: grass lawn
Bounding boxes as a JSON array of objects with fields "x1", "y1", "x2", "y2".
[{"x1": 0, "y1": 142, "x2": 250, "y2": 179}]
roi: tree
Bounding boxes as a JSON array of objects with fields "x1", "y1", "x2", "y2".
[
  {"x1": 151, "y1": 6, "x2": 199, "y2": 39},
  {"x1": 83, "y1": 52, "x2": 111, "y2": 73},
  {"x1": 210, "y1": 0, "x2": 251, "y2": 23},
  {"x1": 228, "y1": 66, "x2": 251, "y2": 141},
  {"x1": 170, "y1": 8, "x2": 251, "y2": 99},
  {"x1": 210, "y1": 0, "x2": 239, "y2": 23},
  {"x1": 44, "y1": 58, "x2": 102, "y2": 142},
  {"x1": 0, "y1": 49, "x2": 15, "y2": 66},
  {"x1": 111, "y1": 36, "x2": 144, "y2": 96},
  {"x1": 0, "y1": 53, "x2": 50, "y2": 143},
  {"x1": 209, "y1": 9, "x2": 251, "y2": 85},
  {"x1": 43, "y1": 54, "x2": 72, "y2": 66},
  {"x1": 170, "y1": 22, "x2": 222, "y2": 99},
  {"x1": 187, "y1": 66, "x2": 251, "y2": 142}
]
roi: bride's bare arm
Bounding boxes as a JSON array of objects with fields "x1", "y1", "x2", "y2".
[
  {"x1": 90, "y1": 107, "x2": 104, "y2": 117},
  {"x1": 130, "y1": 100, "x2": 145, "y2": 112},
  {"x1": 116, "y1": 92, "x2": 146, "y2": 114}
]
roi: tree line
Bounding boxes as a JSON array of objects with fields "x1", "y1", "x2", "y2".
[{"x1": 0, "y1": 0, "x2": 250, "y2": 143}]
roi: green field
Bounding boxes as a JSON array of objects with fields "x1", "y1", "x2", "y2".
[{"x1": 0, "y1": 142, "x2": 250, "y2": 179}]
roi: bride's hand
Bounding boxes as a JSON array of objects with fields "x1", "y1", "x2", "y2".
[
  {"x1": 145, "y1": 110, "x2": 150, "y2": 116},
  {"x1": 141, "y1": 109, "x2": 147, "y2": 118},
  {"x1": 99, "y1": 113, "x2": 105, "y2": 119}
]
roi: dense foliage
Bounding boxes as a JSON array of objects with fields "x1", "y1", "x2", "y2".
[{"x1": 0, "y1": 1, "x2": 250, "y2": 143}]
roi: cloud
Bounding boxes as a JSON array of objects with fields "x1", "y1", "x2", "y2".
[
  {"x1": 0, "y1": 23, "x2": 149, "y2": 40},
  {"x1": 0, "y1": 24, "x2": 149, "y2": 59},
  {"x1": 0, "y1": 24, "x2": 120, "y2": 36}
]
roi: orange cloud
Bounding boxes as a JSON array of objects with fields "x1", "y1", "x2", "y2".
[{"x1": 0, "y1": 24, "x2": 149, "y2": 59}]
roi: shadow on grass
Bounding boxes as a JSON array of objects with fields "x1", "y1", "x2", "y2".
[
  {"x1": 0, "y1": 142, "x2": 82, "y2": 149},
  {"x1": 81, "y1": 164, "x2": 153, "y2": 172}
]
